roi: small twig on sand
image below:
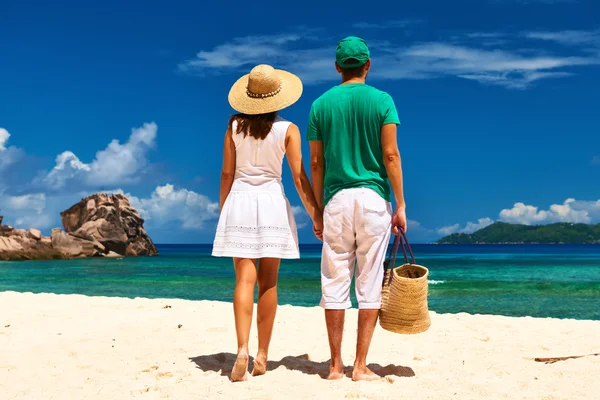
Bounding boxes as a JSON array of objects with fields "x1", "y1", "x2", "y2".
[{"x1": 534, "y1": 353, "x2": 600, "y2": 364}]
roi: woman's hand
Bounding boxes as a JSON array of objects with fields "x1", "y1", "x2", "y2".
[{"x1": 313, "y1": 215, "x2": 324, "y2": 241}]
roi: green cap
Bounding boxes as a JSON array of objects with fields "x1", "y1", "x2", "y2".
[{"x1": 336, "y1": 36, "x2": 370, "y2": 68}]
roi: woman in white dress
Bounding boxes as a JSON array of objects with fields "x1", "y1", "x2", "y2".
[{"x1": 212, "y1": 64, "x2": 323, "y2": 381}]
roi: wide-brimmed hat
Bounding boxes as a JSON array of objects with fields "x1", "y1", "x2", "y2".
[{"x1": 228, "y1": 64, "x2": 303, "y2": 115}]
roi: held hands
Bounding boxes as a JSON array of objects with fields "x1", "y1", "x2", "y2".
[
  {"x1": 313, "y1": 214, "x2": 324, "y2": 241},
  {"x1": 392, "y1": 206, "x2": 407, "y2": 235}
]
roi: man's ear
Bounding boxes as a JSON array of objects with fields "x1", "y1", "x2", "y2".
[
  {"x1": 364, "y1": 59, "x2": 371, "y2": 72},
  {"x1": 335, "y1": 62, "x2": 342, "y2": 73}
]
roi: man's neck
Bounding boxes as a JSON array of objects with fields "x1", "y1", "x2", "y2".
[{"x1": 341, "y1": 77, "x2": 366, "y2": 85}]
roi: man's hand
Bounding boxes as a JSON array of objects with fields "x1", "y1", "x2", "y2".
[{"x1": 392, "y1": 207, "x2": 407, "y2": 235}]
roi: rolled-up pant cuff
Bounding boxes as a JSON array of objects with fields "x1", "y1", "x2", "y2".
[
  {"x1": 358, "y1": 301, "x2": 381, "y2": 310},
  {"x1": 320, "y1": 299, "x2": 352, "y2": 310}
]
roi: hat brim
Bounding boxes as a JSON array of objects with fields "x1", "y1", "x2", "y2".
[
  {"x1": 336, "y1": 57, "x2": 368, "y2": 69},
  {"x1": 228, "y1": 69, "x2": 303, "y2": 115}
]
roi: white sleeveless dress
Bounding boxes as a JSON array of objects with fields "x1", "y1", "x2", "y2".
[{"x1": 212, "y1": 117, "x2": 300, "y2": 259}]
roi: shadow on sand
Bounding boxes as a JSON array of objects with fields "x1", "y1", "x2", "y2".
[{"x1": 189, "y1": 352, "x2": 415, "y2": 379}]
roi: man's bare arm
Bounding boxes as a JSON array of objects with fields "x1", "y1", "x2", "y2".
[{"x1": 381, "y1": 123, "x2": 407, "y2": 233}]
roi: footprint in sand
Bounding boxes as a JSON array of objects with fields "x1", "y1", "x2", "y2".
[{"x1": 131, "y1": 386, "x2": 159, "y2": 395}]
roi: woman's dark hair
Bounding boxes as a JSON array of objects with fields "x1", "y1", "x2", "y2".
[{"x1": 229, "y1": 112, "x2": 278, "y2": 140}]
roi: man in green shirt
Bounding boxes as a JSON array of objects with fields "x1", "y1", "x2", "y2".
[{"x1": 308, "y1": 36, "x2": 407, "y2": 381}]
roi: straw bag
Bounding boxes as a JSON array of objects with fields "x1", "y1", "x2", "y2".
[{"x1": 379, "y1": 228, "x2": 431, "y2": 334}]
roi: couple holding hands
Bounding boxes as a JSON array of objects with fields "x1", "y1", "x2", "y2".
[{"x1": 212, "y1": 36, "x2": 407, "y2": 382}]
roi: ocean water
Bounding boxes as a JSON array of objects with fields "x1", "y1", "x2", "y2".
[{"x1": 1, "y1": 244, "x2": 599, "y2": 320}]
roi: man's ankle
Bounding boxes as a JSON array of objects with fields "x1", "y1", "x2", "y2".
[{"x1": 330, "y1": 359, "x2": 344, "y2": 370}]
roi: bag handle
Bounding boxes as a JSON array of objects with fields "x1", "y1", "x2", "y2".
[
  {"x1": 383, "y1": 227, "x2": 416, "y2": 286},
  {"x1": 398, "y1": 227, "x2": 416, "y2": 265}
]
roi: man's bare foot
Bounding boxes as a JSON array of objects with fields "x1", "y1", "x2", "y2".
[
  {"x1": 230, "y1": 350, "x2": 249, "y2": 382},
  {"x1": 326, "y1": 364, "x2": 345, "y2": 380},
  {"x1": 352, "y1": 366, "x2": 381, "y2": 382},
  {"x1": 251, "y1": 353, "x2": 267, "y2": 377}
]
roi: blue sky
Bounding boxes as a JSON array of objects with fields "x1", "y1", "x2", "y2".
[{"x1": 1, "y1": 0, "x2": 599, "y2": 243}]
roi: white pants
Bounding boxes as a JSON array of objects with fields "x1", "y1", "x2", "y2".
[{"x1": 320, "y1": 188, "x2": 392, "y2": 310}]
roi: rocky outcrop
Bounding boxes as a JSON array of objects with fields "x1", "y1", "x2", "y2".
[
  {"x1": 60, "y1": 193, "x2": 158, "y2": 257},
  {"x1": 28, "y1": 228, "x2": 42, "y2": 241},
  {"x1": 50, "y1": 228, "x2": 101, "y2": 258},
  {"x1": 0, "y1": 193, "x2": 157, "y2": 261},
  {"x1": 0, "y1": 227, "x2": 65, "y2": 261}
]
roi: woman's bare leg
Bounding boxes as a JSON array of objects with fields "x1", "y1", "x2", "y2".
[
  {"x1": 231, "y1": 257, "x2": 257, "y2": 382},
  {"x1": 252, "y1": 257, "x2": 280, "y2": 376}
]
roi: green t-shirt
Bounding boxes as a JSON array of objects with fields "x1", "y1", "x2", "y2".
[{"x1": 307, "y1": 84, "x2": 400, "y2": 205}]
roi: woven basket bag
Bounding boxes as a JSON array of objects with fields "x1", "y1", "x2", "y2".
[{"x1": 379, "y1": 228, "x2": 431, "y2": 334}]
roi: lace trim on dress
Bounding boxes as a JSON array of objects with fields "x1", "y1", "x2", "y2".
[
  {"x1": 212, "y1": 241, "x2": 297, "y2": 250},
  {"x1": 216, "y1": 225, "x2": 292, "y2": 233}
]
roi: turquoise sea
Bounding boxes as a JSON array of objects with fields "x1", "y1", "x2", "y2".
[{"x1": 1, "y1": 244, "x2": 599, "y2": 320}]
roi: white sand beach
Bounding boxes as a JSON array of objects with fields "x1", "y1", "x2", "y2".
[{"x1": 1, "y1": 291, "x2": 599, "y2": 399}]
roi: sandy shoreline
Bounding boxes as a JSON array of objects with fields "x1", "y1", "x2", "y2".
[{"x1": 1, "y1": 292, "x2": 599, "y2": 399}]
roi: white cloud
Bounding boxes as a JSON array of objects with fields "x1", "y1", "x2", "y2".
[
  {"x1": 437, "y1": 224, "x2": 461, "y2": 236},
  {"x1": 290, "y1": 205, "x2": 309, "y2": 229},
  {"x1": 462, "y1": 217, "x2": 495, "y2": 233},
  {"x1": 43, "y1": 122, "x2": 157, "y2": 189},
  {"x1": 437, "y1": 217, "x2": 494, "y2": 236},
  {"x1": 0, "y1": 128, "x2": 24, "y2": 170},
  {"x1": 178, "y1": 33, "x2": 311, "y2": 71},
  {"x1": 0, "y1": 193, "x2": 54, "y2": 230},
  {"x1": 525, "y1": 30, "x2": 600, "y2": 46},
  {"x1": 5, "y1": 193, "x2": 46, "y2": 214},
  {"x1": 179, "y1": 27, "x2": 600, "y2": 89},
  {"x1": 407, "y1": 219, "x2": 422, "y2": 230},
  {"x1": 124, "y1": 184, "x2": 219, "y2": 230},
  {"x1": 291, "y1": 205, "x2": 305, "y2": 217},
  {"x1": 0, "y1": 128, "x2": 9, "y2": 151},
  {"x1": 389, "y1": 43, "x2": 594, "y2": 89},
  {"x1": 499, "y1": 199, "x2": 600, "y2": 224},
  {"x1": 43, "y1": 151, "x2": 91, "y2": 188}
]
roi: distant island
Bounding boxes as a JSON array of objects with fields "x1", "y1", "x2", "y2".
[{"x1": 437, "y1": 222, "x2": 600, "y2": 244}]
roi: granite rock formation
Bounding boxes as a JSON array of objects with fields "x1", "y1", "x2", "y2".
[
  {"x1": 0, "y1": 193, "x2": 157, "y2": 261},
  {"x1": 60, "y1": 193, "x2": 158, "y2": 257}
]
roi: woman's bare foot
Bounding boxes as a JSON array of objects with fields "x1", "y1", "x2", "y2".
[
  {"x1": 230, "y1": 350, "x2": 249, "y2": 382},
  {"x1": 352, "y1": 365, "x2": 381, "y2": 382},
  {"x1": 326, "y1": 364, "x2": 345, "y2": 380},
  {"x1": 251, "y1": 353, "x2": 267, "y2": 377}
]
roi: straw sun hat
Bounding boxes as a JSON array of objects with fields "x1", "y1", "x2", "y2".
[{"x1": 228, "y1": 64, "x2": 303, "y2": 115}]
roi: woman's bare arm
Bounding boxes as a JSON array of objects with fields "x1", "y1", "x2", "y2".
[{"x1": 219, "y1": 127, "x2": 236, "y2": 212}]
